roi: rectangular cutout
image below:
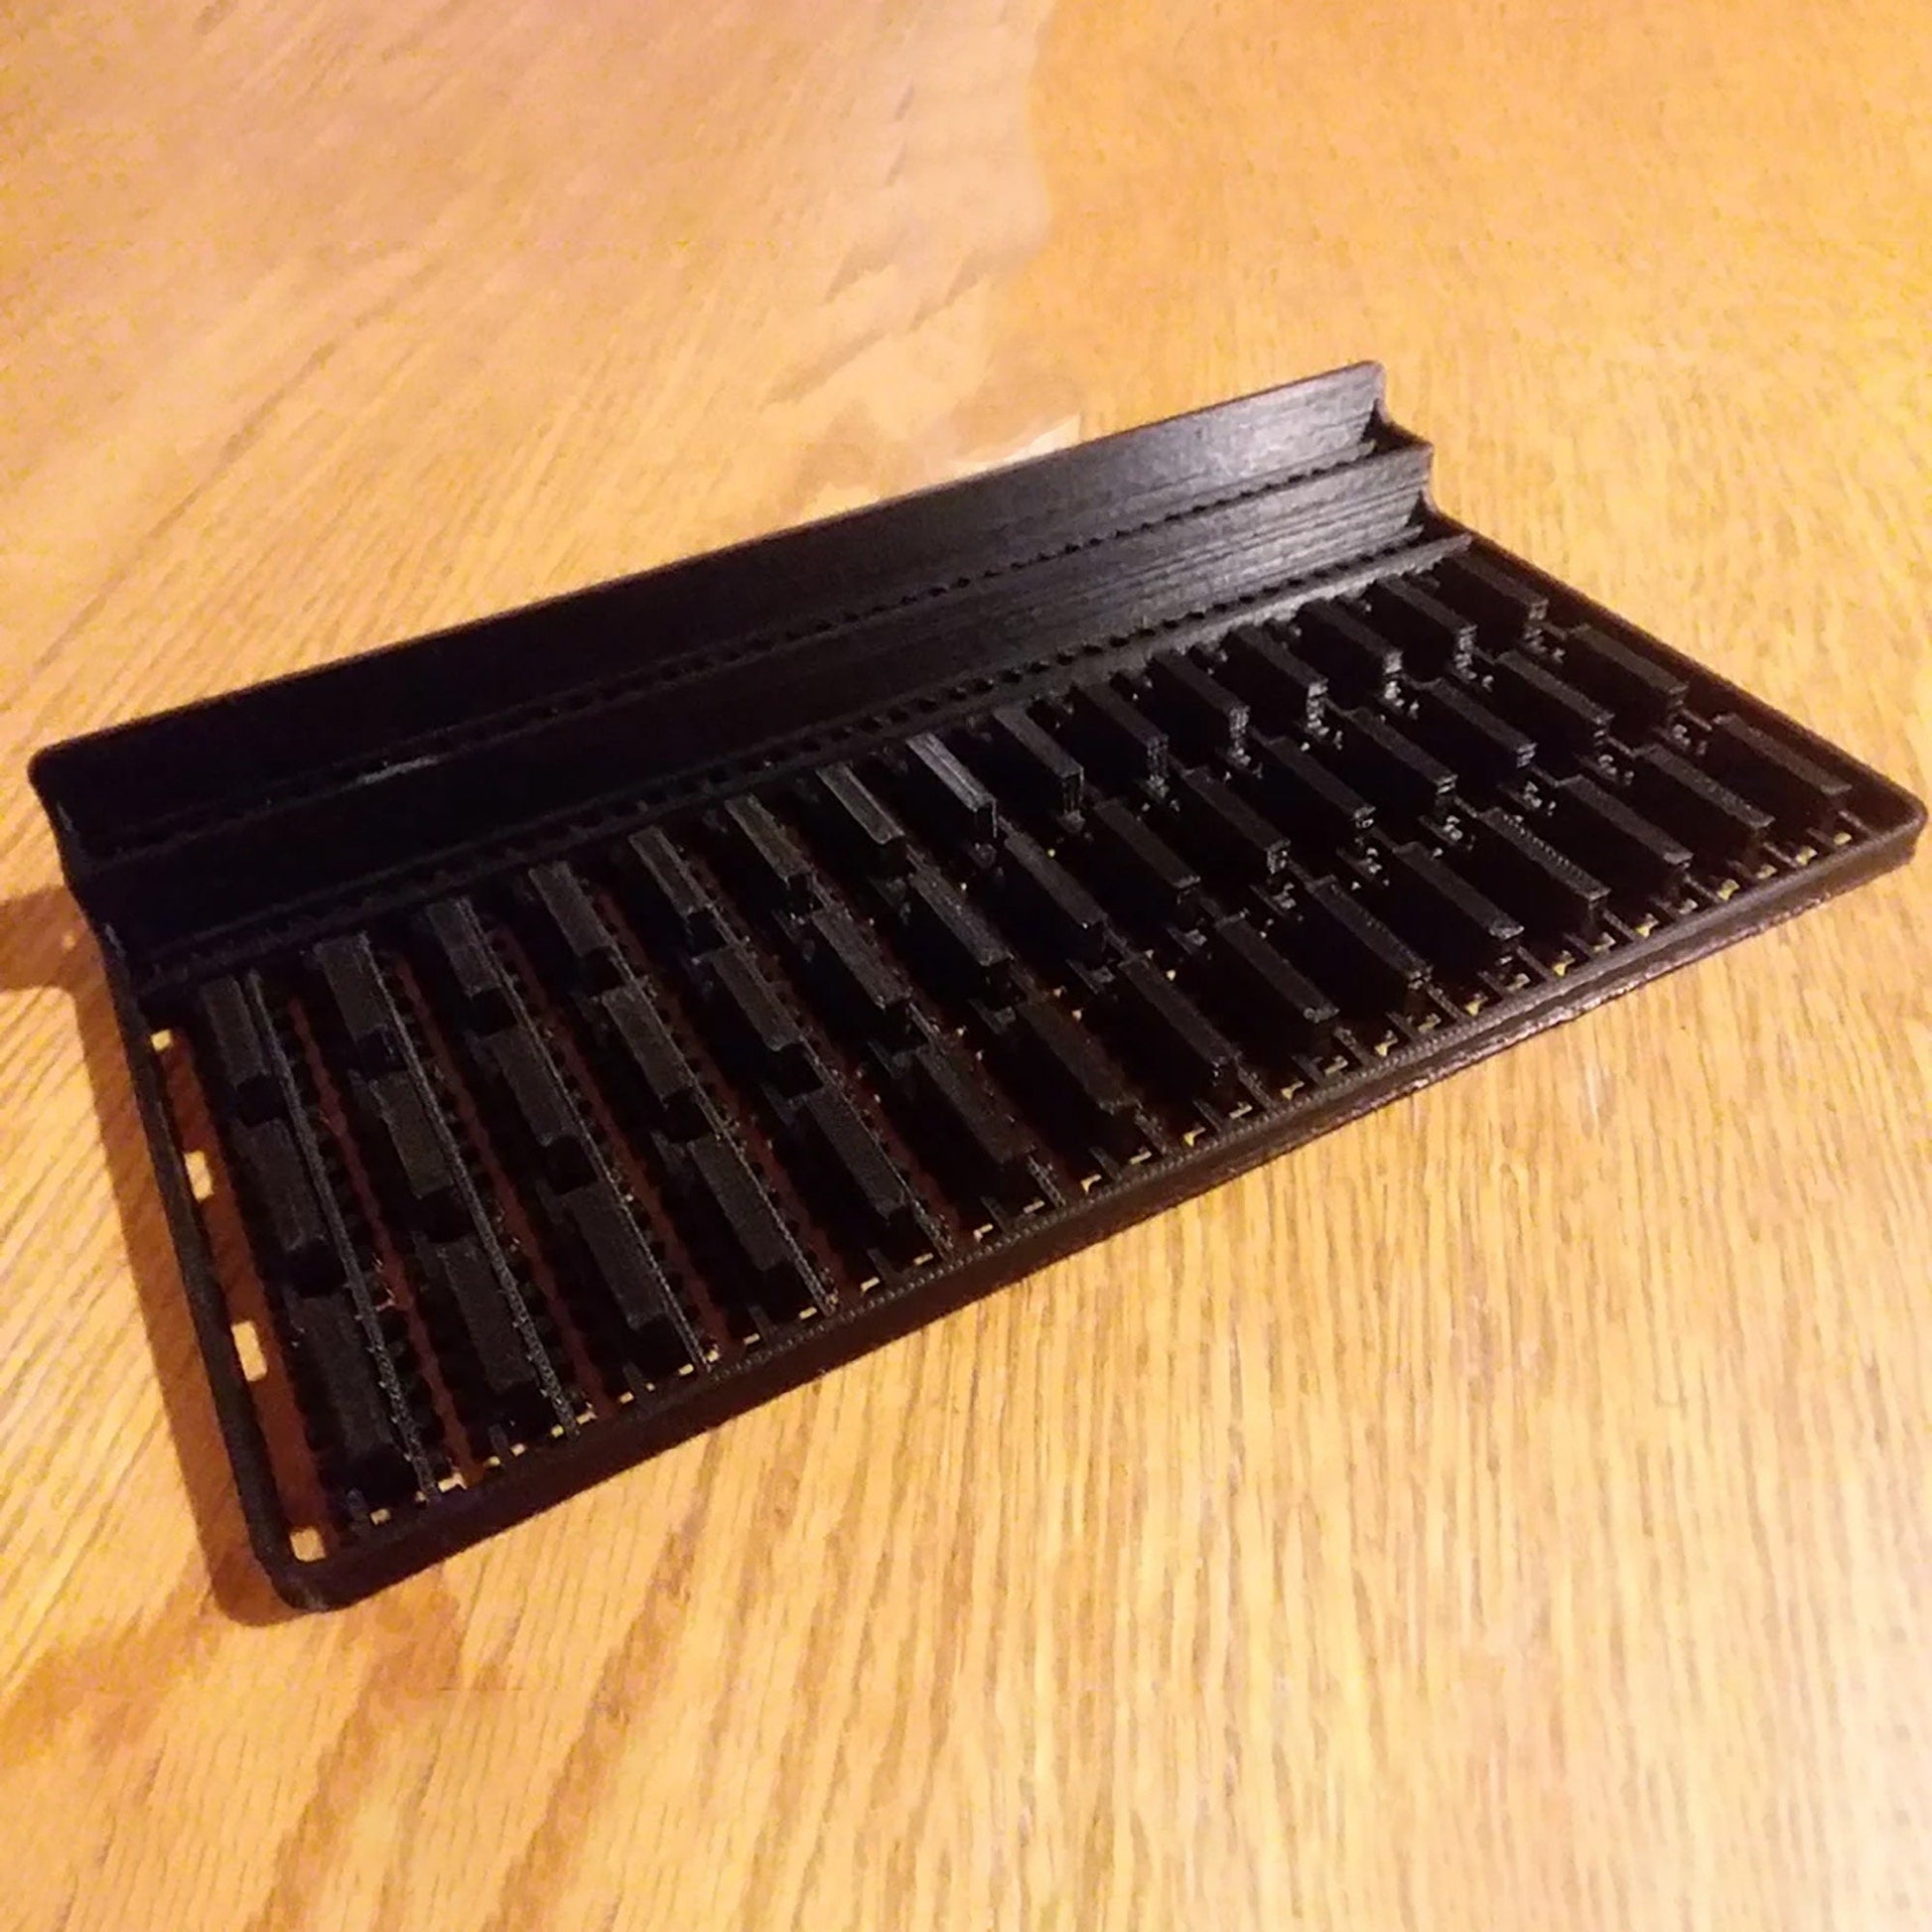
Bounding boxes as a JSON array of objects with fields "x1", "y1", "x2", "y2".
[{"x1": 231, "y1": 1316, "x2": 268, "y2": 1384}]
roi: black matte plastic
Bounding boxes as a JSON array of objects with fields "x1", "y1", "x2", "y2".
[{"x1": 30, "y1": 363, "x2": 1922, "y2": 1608}]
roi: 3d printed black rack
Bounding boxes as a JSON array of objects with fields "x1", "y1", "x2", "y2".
[{"x1": 31, "y1": 364, "x2": 1922, "y2": 1609}]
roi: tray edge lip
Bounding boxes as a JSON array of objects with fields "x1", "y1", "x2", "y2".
[{"x1": 28, "y1": 362, "x2": 1393, "y2": 811}]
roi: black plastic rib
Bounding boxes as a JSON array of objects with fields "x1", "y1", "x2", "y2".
[{"x1": 29, "y1": 363, "x2": 1921, "y2": 1608}]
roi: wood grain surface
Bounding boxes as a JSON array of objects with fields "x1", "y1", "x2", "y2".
[{"x1": 3, "y1": 3, "x2": 1928, "y2": 1926}]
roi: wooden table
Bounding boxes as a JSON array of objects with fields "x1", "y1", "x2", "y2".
[{"x1": 4, "y1": 3, "x2": 1927, "y2": 1925}]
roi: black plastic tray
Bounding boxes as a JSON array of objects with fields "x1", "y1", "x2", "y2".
[{"x1": 31, "y1": 364, "x2": 1922, "y2": 1608}]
